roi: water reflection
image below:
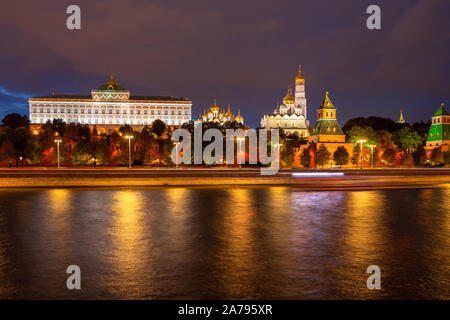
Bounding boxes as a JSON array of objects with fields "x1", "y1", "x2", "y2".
[{"x1": 0, "y1": 186, "x2": 448, "y2": 299}]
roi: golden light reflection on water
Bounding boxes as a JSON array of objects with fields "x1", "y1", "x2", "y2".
[
  {"x1": 345, "y1": 191, "x2": 387, "y2": 264},
  {"x1": 218, "y1": 188, "x2": 257, "y2": 297},
  {"x1": 110, "y1": 190, "x2": 148, "y2": 280}
]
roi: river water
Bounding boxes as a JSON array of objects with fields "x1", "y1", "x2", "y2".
[{"x1": 0, "y1": 186, "x2": 449, "y2": 299}]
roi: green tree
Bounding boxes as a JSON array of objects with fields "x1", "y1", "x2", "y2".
[
  {"x1": 316, "y1": 144, "x2": 331, "y2": 168},
  {"x1": 444, "y1": 151, "x2": 450, "y2": 165},
  {"x1": 1, "y1": 113, "x2": 30, "y2": 129},
  {"x1": 392, "y1": 126, "x2": 422, "y2": 151},
  {"x1": 413, "y1": 145, "x2": 427, "y2": 166},
  {"x1": 382, "y1": 148, "x2": 397, "y2": 166},
  {"x1": 351, "y1": 145, "x2": 361, "y2": 166},
  {"x1": 152, "y1": 119, "x2": 166, "y2": 140},
  {"x1": 300, "y1": 148, "x2": 311, "y2": 168},
  {"x1": 347, "y1": 126, "x2": 378, "y2": 147},
  {"x1": 333, "y1": 146, "x2": 349, "y2": 167},
  {"x1": 430, "y1": 148, "x2": 444, "y2": 165},
  {"x1": 24, "y1": 137, "x2": 44, "y2": 164}
]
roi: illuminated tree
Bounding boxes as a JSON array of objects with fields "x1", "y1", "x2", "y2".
[{"x1": 333, "y1": 146, "x2": 349, "y2": 167}]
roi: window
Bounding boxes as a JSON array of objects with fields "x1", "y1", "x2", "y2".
[
  {"x1": 54, "y1": 108, "x2": 57, "y2": 113},
  {"x1": 33, "y1": 108, "x2": 36, "y2": 113},
  {"x1": 109, "y1": 109, "x2": 112, "y2": 114},
  {"x1": 40, "y1": 108, "x2": 43, "y2": 113},
  {"x1": 95, "y1": 109, "x2": 99, "y2": 114},
  {"x1": 47, "y1": 108, "x2": 50, "y2": 113},
  {"x1": 81, "y1": 109, "x2": 85, "y2": 114},
  {"x1": 116, "y1": 109, "x2": 119, "y2": 114},
  {"x1": 88, "y1": 109, "x2": 91, "y2": 114},
  {"x1": 102, "y1": 109, "x2": 105, "y2": 114},
  {"x1": 123, "y1": 110, "x2": 127, "y2": 114},
  {"x1": 68, "y1": 109, "x2": 71, "y2": 114}
]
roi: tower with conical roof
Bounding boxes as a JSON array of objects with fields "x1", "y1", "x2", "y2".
[
  {"x1": 398, "y1": 109, "x2": 405, "y2": 124},
  {"x1": 310, "y1": 92, "x2": 345, "y2": 143},
  {"x1": 426, "y1": 103, "x2": 450, "y2": 151}
]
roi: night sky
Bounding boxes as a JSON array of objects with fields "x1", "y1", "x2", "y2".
[{"x1": 1, "y1": 0, "x2": 449, "y2": 128}]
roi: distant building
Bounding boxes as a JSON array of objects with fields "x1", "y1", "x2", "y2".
[
  {"x1": 398, "y1": 109, "x2": 405, "y2": 124},
  {"x1": 197, "y1": 100, "x2": 244, "y2": 124},
  {"x1": 425, "y1": 103, "x2": 450, "y2": 152},
  {"x1": 296, "y1": 91, "x2": 353, "y2": 167},
  {"x1": 260, "y1": 65, "x2": 309, "y2": 137},
  {"x1": 28, "y1": 74, "x2": 192, "y2": 131}
]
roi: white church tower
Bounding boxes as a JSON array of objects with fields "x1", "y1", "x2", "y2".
[{"x1": 294, "y1": 65, "x2": 307, "y2": 118}]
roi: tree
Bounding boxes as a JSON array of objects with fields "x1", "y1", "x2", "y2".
[
  {"x1": 24, "y1": 137, "x2": 44, "y2": 164},
  {"x1": 51, "y1": 119, "x2": 66, "y2": 137},
  {"x1": 342, "y1": 116, "x2": 397, "y2": 135},
  {"x1": 413, "y1": 145, "x2": 427, "y2": 166},
  {"x1": 392, "y1": 126, "x2": 422, "y2": 151},
  {"x1": 300, "y1": 148, "x2": 311, "y2": 168},
  {"x1": 152, "y1": 119, "x2": 166, "y2": 140},
  {"x1": 382, "y1": 148, "x2": 397, "y2": 166},
  {"x1": 376, "y1": 130, "x2": 396, "y2": 151},
  {"x1": 1, "y1": 113, "x2": 30, "y2": 129},
  {"x1": 430, "y1": 148, "x2": 444, "y2": 165},
  {"x1": 316, "y1": 144, "x2": 331, "y2": 168},
  {"x1": 444, "y1": 151, "x2": 450, "y2": 166},
  {"x1": 333, "y1": 146, "x2": 349, "y2": 167},
  {"x1": 351, "y1": 145, "x2": 361, "y2": 166},
  {"x1": 347, "y1": 126, "x2": 378, "y2": 147}
]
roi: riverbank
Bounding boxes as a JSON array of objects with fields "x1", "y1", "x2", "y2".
[{"x1": 1, "y1": 168, "x2": 450, "y2": 189}]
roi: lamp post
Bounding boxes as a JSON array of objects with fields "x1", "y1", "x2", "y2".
[
  {"x1": 237, "y1": 137, "x2": 245, "y2": 168},
  {"x1": 357, "y1": 139, "x2": 367, "y2": 170},
  {"x1": 124, "y1": 135, "x2": 134, "y2": 169},
  {"x1": 54, "y1": 139, "x2": 62, "y2": 168}
]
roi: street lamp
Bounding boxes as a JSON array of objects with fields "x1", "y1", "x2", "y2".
[
  {"x1": 54, "y1": 139, "x2": 62, "y2": 168},
  {"x1": 237, "y1": 137, "x2": 245, "y2": 168},
  {"x1": 357, "y1": 139, "x2": 367, "y2": 170},
  {"x1": 124, "y1": 135, "x2": 134, "y2": 169}
]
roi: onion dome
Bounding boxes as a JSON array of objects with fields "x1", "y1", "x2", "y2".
[
  {"x1": 283, "y1": 88, "x2": 295, "y2": 104},
  {"x1": 211, "y1": 99, "x2": 220, "y2": 111},
  {"x1": 235, "y1": 109, "x2": 243, "y2": 123},
  {"x1": 98, "y1": 73, "x2": 126, "y2": 91},
  {"x1": 295, "y1": 65, "x2": 305, "y2": 84}
]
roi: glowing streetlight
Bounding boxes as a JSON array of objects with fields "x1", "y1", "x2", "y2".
[
  {"x1": 124, "y1": 135, "x2": 134, "y2": 169},
  {"x1": 54, "y1": 139, "x2": 62, "y2": 168},
  {"x1": 357, "y1": 139, "x2": 367, "y2": 170}
]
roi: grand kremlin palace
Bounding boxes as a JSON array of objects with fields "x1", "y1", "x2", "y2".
[{"x1": 28, "y1": 75, "x2": 192, "y2": 132}]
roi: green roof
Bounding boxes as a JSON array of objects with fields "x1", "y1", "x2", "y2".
[
  {"x1": 433, "y1": 104, "x2": 449, "y2": 116},
  {"x1": 311, "y1": 119, "x2": 344, "y2": 136}
]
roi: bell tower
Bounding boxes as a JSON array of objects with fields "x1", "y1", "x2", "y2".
[{"x1": 294, "y1": 65, "x2": 307, "y2": 118}]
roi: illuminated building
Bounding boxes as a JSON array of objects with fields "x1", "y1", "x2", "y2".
[
  {"x1": 197, "y1": 100, "x2": 244, "y2": 124},
  {"x1": 426, "y1": 103, "x2": 450, "y2": 151},
  {"x1": 260, "y1": 65, "x2": 309, "y2": 137},
  {"x1": 297, "y1": 91, "x2": 353, "y2": 167},
  {"x1": 28, "y1": 74, "x2": 192, "y2": 130}
]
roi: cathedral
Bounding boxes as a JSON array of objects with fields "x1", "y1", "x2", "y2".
[
  {"x1": 197, "y1": 100, "x2": 244, "y2": 124},
  {"x1": 260, "y1": 65, "x2": 309, "y2": 137}
]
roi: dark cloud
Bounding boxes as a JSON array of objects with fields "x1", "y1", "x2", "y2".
[{"x1": 0, "y1": 0, "x2": 448, "y2": 126}]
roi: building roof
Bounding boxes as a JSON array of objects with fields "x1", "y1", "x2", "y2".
[
  {"x1": 433, "y1": 103, "x2": 449, "y2": 116},
  {"x1": 319, "y1": 92, "x2": 335, "y2": 109},
  {"x1": 30, "y1": 94, "x2": 188, "y2": 102},
  {"x1": 97, "y1": 74, "x2": 127, "y2": 91},
  {"x1": 311, "y1": 119, "x2": 344, "y2": 136}
]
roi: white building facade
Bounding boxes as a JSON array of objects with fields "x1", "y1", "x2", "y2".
[
  {"x1": 28, "y1": 75, "x2": 192, "y2": 126},
  {"x1": 260, "y1": 65, "x2": 309, "y2": 137}
]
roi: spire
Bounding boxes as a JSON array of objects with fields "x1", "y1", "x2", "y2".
[
  {"x1": 296, "y1": 64, "x2": 305, "y2": 83},
  {"x1": 398, "y1": 109, "x2": 405, "y2": 124},
  {"x1": 319, "y1": 91, "x2": 335, "y2": 109}
]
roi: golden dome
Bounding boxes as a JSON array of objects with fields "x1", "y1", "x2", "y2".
[
  {"x1": 295, "y1": 65, "x2": 305, "y2": 84},
  {"x1": 235, "y1": 109, "x2": 243, "y2": 122},
  {"x1": 211, "y1": 99, "x2": 220, "y2": 111},
  {"x1": 283, "y1": 88, "x2": 295, "y2": 104}
]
